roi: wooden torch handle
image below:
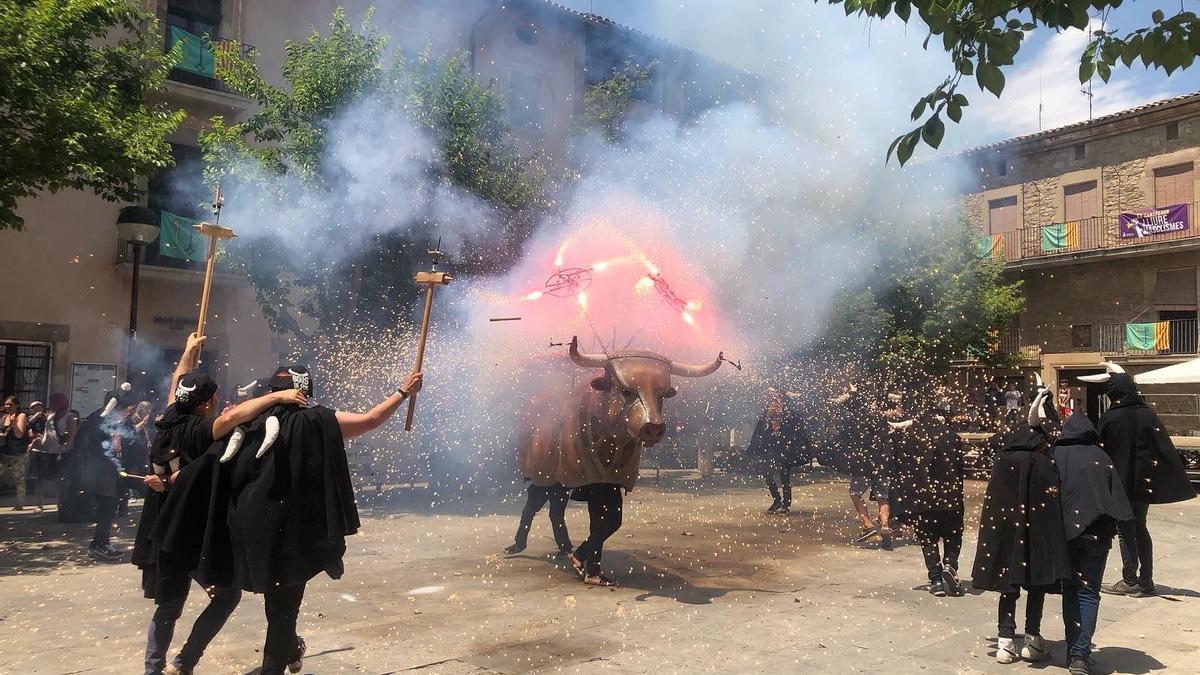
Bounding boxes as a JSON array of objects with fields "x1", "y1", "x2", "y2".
[
  {"x1": 196, "y1": 236, "x2": 220, "y2": 337},
  {"x1": 405, "y1": 283, "x2": 437, "y2": 431}
]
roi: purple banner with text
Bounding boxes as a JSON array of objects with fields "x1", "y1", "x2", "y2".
[{"x1": 1119, "y1": 203, "x2": 1190, "y2": 239}]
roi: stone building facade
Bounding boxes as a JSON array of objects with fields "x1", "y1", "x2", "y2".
[
  {"x1": 0, "y1": 0, "x2": 749, "y2": 412},
  {"x1": 959, "y1": 92, "x2": 1200, "y2": 432}
]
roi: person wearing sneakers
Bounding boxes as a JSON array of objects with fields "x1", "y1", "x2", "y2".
[
  {"x1": 1052, "y1": 412, "x2": 1134, "y2": 675},
  {"x1": 834, "y1": 386, "x2": 894, "y2": 549},
  {"x1": 971, "y1": 422, "x2": 1070, "y2": 666},
  {"x1": 747, "y1": 387, "x2": 809, "y2": 515},
  {"x1": 1081, "y1": 365, "x2": 1196, "y2": 599},
  {"x1": 891, "y1": 404, "x2": 966, "y2": 597}
]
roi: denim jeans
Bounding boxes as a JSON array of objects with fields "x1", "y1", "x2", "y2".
[
  {"x1": 1063, "y1": 534, "x2": 1111, "y2": 660},
  {"x1": 144, "y1": 572, "x2": 242, "y2": 675},
  {"x1": 1117, "y1": 501, "x2": 1152, "y2": 587}
]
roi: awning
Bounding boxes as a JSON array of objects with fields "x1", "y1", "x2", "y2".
[{"x1": 1135, "y1": 357, "x2": 1200, "y2": 384}]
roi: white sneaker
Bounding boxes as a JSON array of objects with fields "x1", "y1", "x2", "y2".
[
  {"x1": 996, "y1": 637, "x2": 1021, "y2": 664},
  {"x1": 1020, "y1": 634, "x2": 1051, "y2": 662}
]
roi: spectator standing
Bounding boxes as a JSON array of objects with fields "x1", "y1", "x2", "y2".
[
  {"x1": 1, "y1": 395, "x2": 30, "y2": 510},
  {"x1": 1003, "y1": 384, "x2": 1022, "y2": 423},
  {"x1": 27, "y1": 397, "x2": 71, "y2": 511}
]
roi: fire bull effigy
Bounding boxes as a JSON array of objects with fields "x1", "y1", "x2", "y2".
[{"x1": 519, "y1": 336, "x2": 723, "y2": 490}]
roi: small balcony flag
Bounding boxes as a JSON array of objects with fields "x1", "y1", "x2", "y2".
[
  {"x1": 977, "y1": 233, "x2": 1004, "y2": 260},
  {"x1": 1125, "y1": 321, "x2": 1170, "y2": 351},
  {"x1": 169, "y1": 26, "x2": 215, "y2": 78},
  {"x1": 1041, "y1": 222, "x2": 1078, "y2": 252},
  {"x1": 159, "y1": 210, "x2": 206, "y2": 262}
]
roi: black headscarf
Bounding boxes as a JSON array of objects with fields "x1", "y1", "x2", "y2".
[
  {"x1": 268, "y1": 364, "x2": 314, "y2": 397},
  {"x1": 173, "y1": 372, "x2": 218, "y2": 412},
  {"x1": 1053, "y1": 413, "x2": 1133, "y2": 540}
]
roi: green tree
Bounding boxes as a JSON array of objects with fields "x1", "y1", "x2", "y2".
[
  {"x1": 576, "y1": 60, "x2": 654, "y2": 142},
  {"x1": 202, "y1": 8, "x2": 547, "y2": 335},
  {"x1": 825, "y1": 1, "x2": 1199, "y2": 163},
  {"x1": 820, "y1": 218, "x2": 1024, "y2": 374},
  {"x1": 0, "y1": 0, "x2": 184, "y2": 230}
]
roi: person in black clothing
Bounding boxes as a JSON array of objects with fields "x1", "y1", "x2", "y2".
[
  {"x1": 1052, "y1": 412, "x2": 1134, "y2": 675},
  {"x1": 833, "y1": 386, "x2": 893, "y2": 548},
  {"x1": 746, "y1": 388, "x2": 810, "y2": 514},
  {"x1": 71, "y1": 383, "x2": 143, "y2": 562},
  {"x1": 208, "y1": 364, "x2": 423, "y2": 675},
  {"x1": 971, "y1": 427, "x2": 1070, "y2": 665},
  {"x1": 504, "y1": 482, "x2": 573, "y2": 557},
  {"x1": 891, "y1": 406, "x2": 965, "y2": 597},
  {"x1": 134, "y1": 332, "x2": 307, "y2": 675},
  {"x1": 1083, "y1": 367, "x2": 1197, "y2": 597}
]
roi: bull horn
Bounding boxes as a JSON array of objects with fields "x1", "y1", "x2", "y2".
[
  {"x1": 569, "y1": 336, "x2": 607, "y2": 368},
  {"x1": 1034, "y1": 373, "x2": 1045, "y2": 389},
  {"x1": 671, "y1": 352, "x2": 723, "y2": 378},
  {"x1": 220, "y1": 427, "x2": 246, "y2": 464},
  {"x1": 255, "y1": 416, "x2": 281, "y2": 458},
  {"x1": 1107, "y1": 361, "x2": 1126, "y2": 374},
  {"x1": 888, "y1": 419, "x2": 914, "y2": 430}
]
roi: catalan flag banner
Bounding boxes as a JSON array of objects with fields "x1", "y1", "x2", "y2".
[
  {"x1": 159, "y1": 210, "x2": 206, "y2": 262},
  {"x1": 1041, "y1": 222, "x2": 1079, "y2": 251},
  {"x1": 1125, "y1": 321, "x2": 1170, "y2": 351},
  {"x1": 977, "y1": 233, "x2": 1004, "y2": 260},
  {"x1": 168, "y1": 26, "x2": 215, "y2": 77}
]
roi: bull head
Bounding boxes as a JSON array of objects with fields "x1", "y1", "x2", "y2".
[{"x1": 569, "y1": 336, "x2": 722, "y2": 446}]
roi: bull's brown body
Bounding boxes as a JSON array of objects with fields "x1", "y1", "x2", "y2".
[{"x1": 518, "y1": 338, "x2": 722, "y2": 491}]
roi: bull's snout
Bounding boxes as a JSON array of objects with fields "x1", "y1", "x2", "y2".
[{"x1": 639, "y1": 422, "x2": 666, "y2": 444}]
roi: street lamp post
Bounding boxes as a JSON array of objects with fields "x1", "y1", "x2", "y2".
[{"x1": 116, "y1": 206, "x2": 161, "y2": 381}]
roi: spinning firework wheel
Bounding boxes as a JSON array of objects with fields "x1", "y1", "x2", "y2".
[{"x1": 543, "y1": 267, "x2": 593, "y2": 297}]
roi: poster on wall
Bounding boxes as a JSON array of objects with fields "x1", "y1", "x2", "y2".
[
  {"x1": 1118, "y1": 203, "x2": 1190, "y2": 239},
  {"x1": 70, "y1": 363, "x2": 117, "y2": 415}
]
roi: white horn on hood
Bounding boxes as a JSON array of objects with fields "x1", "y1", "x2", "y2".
[
  {"x1": 101, "y1": 397, "x2": 118, "y2": 418},
  {"x1": 220, "y1": 427, "x2": 246, "y2": 463},
  {"x1": 1028, "y1": 388, "x2": 1050, "y2": 428},
  {"x1": 1107, "y1": 361, "x2": 1126, "y2": 374},
  {"x1": 255, "y1": 416, "x2": 281, "y2": 458},
  {"x1": 888, "y1": 419, "x2": 915, "y2": 430},
  {"x1": 671, "y1": 353, "x2": 723, "y2": 378},
  {"x1": 1034, "y1": 373, "x2": 1045, "y2": 389},
  {"x1": 1078, "y1": 360, "x2": 1125, "y2": 383},
  {"x1": 568, "y1": 336, "x2": 607, "y2": 369},
  {"x1": 236, "y1": 379, "x2": 260, "y2": 398}
]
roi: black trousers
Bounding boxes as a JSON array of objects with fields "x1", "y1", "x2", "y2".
[
  {"x1": 145, "y1": 572, "x2": 241, "y2": 675},
  {"x1": 513, "y1": 483, "x2": 572, "y2": 551},
  {"x1": 573, "y1": 485, "x2": 623, "y2": 576},
  {"x1": 998, "y1": 588, "x2": 1045, "y2": 638},
  {"x1": 261, "y1": 583, "x2": 306, "y2": 675},
  {"x1": 91, "y1": 496, "x2": 118, "y2": 548},
  {"x1": 914, "y1": 510, "x2": 963, "y2": 581},
  {"x1": 1117, "y1": 501, "x2": 1152, "y2": 587},
  {"x1": 765, "y1": 465, "x2": 792, "y2": 508}
]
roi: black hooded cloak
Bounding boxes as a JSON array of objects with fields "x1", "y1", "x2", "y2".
[
  {"x1": 971, "y1": 429, "x2": 1071, "y2": 593},
  {"x1": 831, "y1": 390, "x2": 891, "y2": 479},
  {"x1": 221, "y1": 404, "x2": 360, "y2": 592},
  {"x1": 1098, "y1": 374, "x2": 1196, "y2": 505},
  {"x1": 1052, "y1": 413, "x2": 1133, "y2": 541},
  {"x1": 899, "y1": 411, "x2": 965, "y2": 516},
  {"x1": 746, "y1": 398, "x2": 812, "y2": 469}
]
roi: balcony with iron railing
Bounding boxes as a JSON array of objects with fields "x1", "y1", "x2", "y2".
[
  {"x1": 163, "y1": 25, "x2": 254, "y2": 93},
  {"x1": 980, "y1": 201, "x2": 1200, "y2": 267},
  {"x1": 1101, "y1": 318, "x2": 1199, "y2": 357}
]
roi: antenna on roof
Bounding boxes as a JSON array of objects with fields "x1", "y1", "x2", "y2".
[
  {"x1": 1081, "y1": 77, "x2": 1094, "y2": 121},
  {"x1": 1038, "y1": 64, "x2": 1043, "y2": 131}
]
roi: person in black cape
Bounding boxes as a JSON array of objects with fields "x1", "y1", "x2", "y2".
[
  {"x1": 1087, "y1": 371, "x2": 1196, "y2": 598},
  {"x1": 971, "y1": 423, "x2": 1070, "y2": 665},
  {"x1": 71, "y1": 383, "x2": 143, "y2": 562},
  {"x1": 1052, "y1": 412, "x2": 1134, "y2": 675},
  {"x1": 208, "y1": 364, "x2": 423, "y2": 675},
  {"x1": 832, "y1": 386, "x2": 894, "y2": 548},
  {"x1": 746, "y1": 387, "x2": 811, "y2": 514},
  {"x1": 133, "y1": 332, "x2": 308, "y2": 675},
  {"x1": 890, "y1": 406, "x2": 966, "y2": 597}
]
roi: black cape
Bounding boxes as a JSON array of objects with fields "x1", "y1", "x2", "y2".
[
  {"x1": 892, "y1": 412, "x2": 964, "y2": 522},
  {"x1": 72, "y1": 410, "x2": 127, "y2": 499},
  {"x1": 830, "y1": 392, "x2": 890, "y2": 478},
  {"x1": 1052, "y1": 413, "x2": 1133, "y2": 541},
  {"x1": 131, "y1": 406, "x2": 216, "y2": 597},
  {"x1": 745, "y1": 402, "x2": 812, "y2": 469},
  {"x1": 1098, "y1": 375, "x2": 1196, "y2": 505},
  {"x1": 971, "y1": 430, "x2": 1070, "y2": 593},
  {"x1": 222, "y1": 405, "x2": 360, "y2": 592}
]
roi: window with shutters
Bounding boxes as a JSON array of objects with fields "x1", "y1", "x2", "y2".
[
  {"x1": 1154, "y1": 162, "x2": 1194, "y2": 207},
  {"x1": 1063, "y1": 181, "x2": 1099, "y2": 221},
  {"x1": 1166, "y1": 122, "x2": 1180, "y2": 140},
  {"x1": 1073, "y1": 144, "x2": 1086, "y2": 161},
  {"x1": 988, "y1": 195, "x2": 1019, "y2": 234}
]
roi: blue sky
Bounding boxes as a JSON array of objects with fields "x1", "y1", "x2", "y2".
[{"x1": 559, "y1": 0, "x2": 1200, "y2": 150}]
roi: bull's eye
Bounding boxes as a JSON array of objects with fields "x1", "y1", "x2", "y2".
[
  {"x1": 621, "y1": 388, "x2": 635, "y2": 398},
  {"x1": 661, "y1": 387, "x2": 678, "y2": 399}
]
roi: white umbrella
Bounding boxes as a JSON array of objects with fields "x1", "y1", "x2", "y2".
[{"x1": 1134, "y1": 357, "x2": 1200, "y2": 385}]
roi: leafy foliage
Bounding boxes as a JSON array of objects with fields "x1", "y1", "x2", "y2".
[
  {"x1": 826, "y1": 1, "x2": 1200, "y2": 164},
  {"x1": 201, "y1": 8, "x2": 547, "y2": 334},
  {"x1": 820, "y1": 218, "x2": 1024, "y2": 375},
  {"x1": 0, "y1": 0, "x2": 184, "y2": 230},
  {"x1": 576, "y1": 60, "x2": 654, "y2": 141}
]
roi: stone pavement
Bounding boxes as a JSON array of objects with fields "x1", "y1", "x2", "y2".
[{"x1": 1, "y1": 471, "x2": 1197, "y2": 674}]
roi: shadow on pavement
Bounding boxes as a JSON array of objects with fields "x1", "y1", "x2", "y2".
[
  {"x1": 1092, "y1": 645, "x2": 1167, "y2": 674},
  {"x1": 0, "y1": 508, "x2": 135, "y2": 576}
]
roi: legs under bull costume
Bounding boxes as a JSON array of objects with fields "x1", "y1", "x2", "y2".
[
  {"x1": 133, "y1": 333, "x2": 307, "y2": 675},
  {"x1": 519, "y1": 337, "x2": 722, "y2": 586},
  {"x1": 505, "y1": 483, "x2": 573, "y2": 556},
  {"x1": 213, "y1": 365, "x2": 423, "y2": 675}
]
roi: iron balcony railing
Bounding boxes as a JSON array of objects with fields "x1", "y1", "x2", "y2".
[
  {"x1": 164, "y1": 26, "x2": 254, "y2": 92},
  {"x1": 1101, "y1": 318, "x2": 1199, "y2": 356},
  {"x1": 982, "y1": 200, "x2": 1199, "y2": 264}
]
